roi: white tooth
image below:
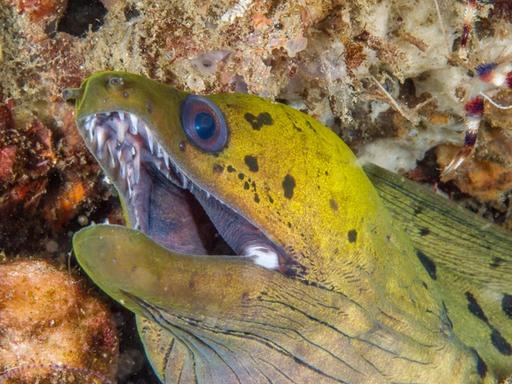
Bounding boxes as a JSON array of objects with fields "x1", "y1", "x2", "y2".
[
  {"x1": 181, "y1": 174, "x2": 189, "y2": 189},
  {"x1": 88, "y1": 124, "x2": 95, "y2": 141},
  {"x1": 117, "y1": 121, "x2": 128, "y2": 142},
  {"x1": 119, "y1": 111, "x2": 126, "y2": 122},
  {"x1": 120, "y1": 161, "x2": 127, "y2": 178},
  {"x1": 157, "y1": 144, "x2": 164, "y2": 158},
  {"x1": 96, "y1": 127, "x2": 108, "y2": 156},
  {"x1": 87, "y1": 117, "x2": 97, "y2": 141},
  {"x1": 163, "y1": 153, "x2": 170, "y2": 168},
  {"x1": 144, "y1": 127, "x2": 154, "y2": 153},
  {"x1": 131, "y1": 146, "x2": 137, "y2": 158},
  {"x1": 129, "y1": 115, "x2": 138, "y2": 134},
  {"x1": 107, "y1": 140, "x2": 117, "y2": 168}
]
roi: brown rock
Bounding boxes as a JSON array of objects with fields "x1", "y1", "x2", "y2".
[{"x1": 0, "y1": 259, "x2": 118, "y2": 383}]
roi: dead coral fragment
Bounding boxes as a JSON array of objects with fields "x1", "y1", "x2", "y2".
[{"x1": 0, "y1": 259, "x2": 118, "y2": 383}]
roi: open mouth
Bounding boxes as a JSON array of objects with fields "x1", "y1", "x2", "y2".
[{"x1": 77, "y1": 111, "x2": 290, "y2": 271}]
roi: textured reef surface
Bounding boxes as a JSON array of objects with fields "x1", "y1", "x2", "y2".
[{"x1": 1, "y1": 0, "x2": 512, "y2": 381}]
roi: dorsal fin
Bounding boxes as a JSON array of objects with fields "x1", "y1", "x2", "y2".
[
  {"x1": 365, "y1": 162, "x2": 512, "y2": 376},
  {"x1": 364, "y1": 163, "x2": 512, "y2": 288}
]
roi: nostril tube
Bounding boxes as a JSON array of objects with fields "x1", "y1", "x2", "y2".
[{"x1": 62, "y1": 88, "x2": 82, "y2": 102}]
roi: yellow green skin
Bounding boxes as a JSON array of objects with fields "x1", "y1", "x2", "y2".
[{"x1": 71, "y1": 72, "x2": 510, "y2": 383}]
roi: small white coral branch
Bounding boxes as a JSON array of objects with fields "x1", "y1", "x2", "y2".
[{"x1": 220, "y1": 0, "x2": 254, "y2": 24}]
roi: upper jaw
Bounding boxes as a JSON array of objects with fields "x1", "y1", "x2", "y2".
[
  {"x1": 78, "y1": 110, "x2": 187, "y2": 231},
  {"x1": 77, "y1": 110, "x2": 291, "y2": 271}
]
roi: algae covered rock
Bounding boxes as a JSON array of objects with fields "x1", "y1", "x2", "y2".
[{"x1": 0, "y1": 259, "x2": 118, "y2": 383}]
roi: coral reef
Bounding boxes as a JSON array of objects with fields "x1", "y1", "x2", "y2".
[
  {"x1": 1, "y1": 0, "x2": 512, "y2": 380},
  {"x1": 0, "y1": 259, "x2": 118, "y2": 383}
]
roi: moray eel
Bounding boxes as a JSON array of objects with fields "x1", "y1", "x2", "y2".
[{"x1": 66, "y1": 72, "x2": 512, "y2": 383}]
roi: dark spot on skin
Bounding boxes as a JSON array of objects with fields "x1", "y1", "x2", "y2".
[
  {"x1": 490, "y1": 257, "x2": 505, "y2": 268},
  {"x1": 241, "y1": 291, "x2": 249, "y2": 303},
  {"x1": 305, "y1": 120, "x2": 317, "y2": 133},
  {"x1": 238, "y1": 173, "x2": 245, "y2": 180},
  {"x1": 348, "y1": 229, "x2": 357, "y2": 243},
  {"x1": 227, "y1": 165, "x2": 236, "y2": 173},
  {"x1": 244, "y1": 112, "x2": 273, "y2": 130},
  {"x1": 325, "y1": 171, "x2": 329, "y2": 176},
  {"x1": 254, "y1": 193, "x2": 260, "y2": 203},
  {"x1": 416, "y1": 250, "x2": 437, "y2": 280},
  {"x1": 491, "y1": 328, "x2": 512, "y2": 355},
  {"x1": 329, "y1": 198, "x2": 338, "y2": 212},
  {"x1": 422, "y1": 281, "x2": 428, "y2": 289},
  {"x1": 414, "y1": 206, "x2": 423, "y2": 215},
  {"x1": 188, "y1": 279, "x2": 195, "y2": 289},
  {"x1": 179, "y1": 141, "x2": 186, "y2": 152},
  {"x1": 243, "y1": 182, "x2": 250, "y2": 190},
  {"x1": 122, "y1": 90, "x2": 129, "y2": 98},
  {"x1": 419, "y1": 227, "x2": 430, "y2": 236},
  {"x1": 146, "y1": 100, "x2": 153, "y2": 114},
  {"x1": 267, "y1": 195, "x2": 274, "y2": 204},
  {"x1": 502, "y1": 294, "x2": 512, "y2": 319},
  {"x1": 292, "y1": 123, "x2": 303, "y2": 132},
  {"x1": 470, "y1": 348, "x2": 487, "y2": 378},
  {"x1": 287, "y1": 222, "x2": 292, "y2": 228},
  {"x1": 244, "y1": 155, "x2": 259, "y2": 172},
  {"x1": 213, "y1": 163, "x2": 224, "y2": 174},
  {"x1": 282, "y1": 174, "x2": 295, "y2": 199},
  {"x1": 466, "y1": 292, "x2": 489, "y2": 323}
]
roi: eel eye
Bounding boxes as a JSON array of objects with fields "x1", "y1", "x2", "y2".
[
  {"x1": 108, "y1": 76, "x2": 124, "y2": 87},
  {"x1": 180, "y1": 95, "x2": 228, "y2": 152}
]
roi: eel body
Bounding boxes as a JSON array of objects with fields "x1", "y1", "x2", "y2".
[{"x1": 68, "y1": 72, "x2": 512, "y2": 383}]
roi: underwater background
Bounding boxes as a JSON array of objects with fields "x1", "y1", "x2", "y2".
[{"x1": 1, "y1": 0, "x2": 512, "y2": 382}]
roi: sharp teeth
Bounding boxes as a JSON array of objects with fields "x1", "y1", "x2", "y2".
[
  {"x1": 88, "y1": 123, "x2": 95, "y2": 141},
  {"x1": 120, "y1": 160, "x2": 127, "y2": 178},
  {"x1": 118, "y1": 147, "x2": 130, "y2": 177},
  {"x1": 129, "y1": 115, "x2": 138, "y2": 134},
  {"x1": 157, "y1": 144, "x2": 165, "y2": 158},
  {"x1": 107, "y1": 140, "x2": 117, "y2": 168},
  {"x1": 119, "y1": 112, "x2": 126, "y2": 122},
  {"x1": 163, "y1": 153, "x2": 170, "y2": 168},
  {"x1": 96, "y1": 126, "x2": 109, "y2": 156},
  {"x1": 144, "y1": 127, "x2": 155, "y2": 153},
  {"x1": 180, "y1": 173, "x2": 188, "y2": 189},
  {"x1": 117, "y1": 121, "x2": 128, "y2": 142}
]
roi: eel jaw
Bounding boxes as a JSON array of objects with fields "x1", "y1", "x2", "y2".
[{"x1": 77, "y1": 111, "x2": 290, "y2": 271}]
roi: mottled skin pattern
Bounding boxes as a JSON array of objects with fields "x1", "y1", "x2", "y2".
[{"x1": 71, "y1": 72, "x2": 512, "y2": 383}]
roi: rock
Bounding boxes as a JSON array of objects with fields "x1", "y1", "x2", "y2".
[{"x1": 0, "y1": 259, "x2": 118, "y2": 383}]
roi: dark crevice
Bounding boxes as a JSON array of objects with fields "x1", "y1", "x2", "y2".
[
  {"x1": 124, "y1": 5, "x2": 140, "y2": 21},
  {"x1": 57, "y1": 0, "x2": 107, "y2": 38}
]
